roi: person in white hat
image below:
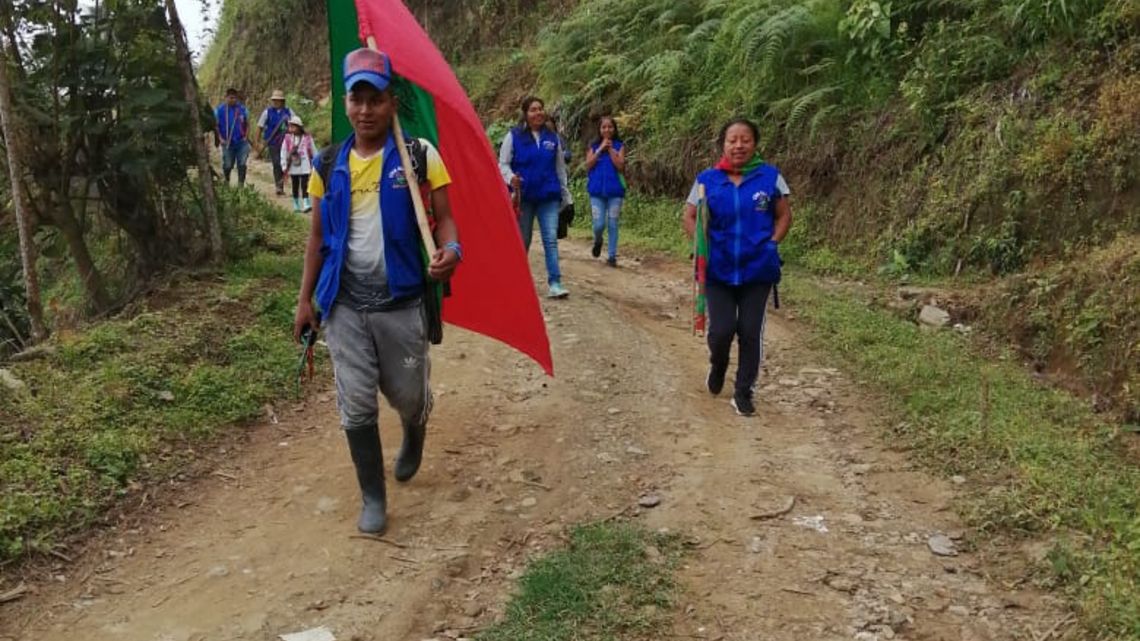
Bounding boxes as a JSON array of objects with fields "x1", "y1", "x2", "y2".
[
  {"x1": 280, "y1": 114, "x2": 316, "y2": 212},
  {"x1": 257, "y1": 89, "x2": 292, "y2": 196}
]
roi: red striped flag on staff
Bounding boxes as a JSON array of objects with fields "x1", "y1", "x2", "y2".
[
  {"x1": 325, "y1": 0, "x2": 554, "y2": 375},
  {"x1": 692, "y1": 185, "x2": 709, "y2": 336}
]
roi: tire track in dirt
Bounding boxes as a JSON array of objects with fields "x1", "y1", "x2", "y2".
[{"x1": 2, "y1": 162, "x2": 1071, "y2": 640}]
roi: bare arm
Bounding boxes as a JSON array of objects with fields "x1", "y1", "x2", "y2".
[
  {"x1": 585, "y1": 144, "x2": 599, "y2": 170},
  {"x1": 682, "y1": 202, "x2": 697, "y2": 238},
  {"x1": 292, "y1": 199, "x2": 323, "y2": 341},
  {"x1": 428, "y1": 186, "x2": 460, "y2": 282},
  {"x1": 772, "y1": 197, "x2": 792, "y2": 243},
  {"x1": 611, "y1": 145, "x2": 625, "y2": 173}
]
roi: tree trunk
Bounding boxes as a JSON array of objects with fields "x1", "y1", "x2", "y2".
[
  {"x1": 49, "y1": 194, "x2": 112, "y2": 313},
  {"x1": 0, "y1": 39, "x2": 48, "y2": 342},
  {"x1": 164, "y1": 0, "x2": 222, "y2": 263}
]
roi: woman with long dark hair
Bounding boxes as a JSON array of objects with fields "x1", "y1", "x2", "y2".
[
  {"x1": 499, "y1": 96, "x2": 573, "y2": 298},
  {"x1": 682, "y1": 118, "x2": 792, "y2": 417},
  {"x1": 585, "y1": 115, "x2": 626, "y2": 266}
]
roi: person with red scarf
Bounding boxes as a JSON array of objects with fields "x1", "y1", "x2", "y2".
[{"x1": 682, "y1": 118, "x2": 792, "y2": 417}]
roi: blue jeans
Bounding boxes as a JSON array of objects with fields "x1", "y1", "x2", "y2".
[
  {"x1": 589, "y1": 196, "x2": 623, "y2": 260},
  {"x1": 518, "y1": 199, "x2": 562, "y2": 285},
  {"x1": 222, "y1": 140, "x2": 251, "y2": 185}
]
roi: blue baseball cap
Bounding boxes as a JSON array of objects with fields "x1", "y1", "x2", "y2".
[{"x1": 344, "y1": 48, "x2": 392, "y2": 93}]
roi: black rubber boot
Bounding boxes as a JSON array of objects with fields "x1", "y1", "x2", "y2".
[
  {"x1": 394, "y1": 420, "x2": 425, "y2": 483},
  {"x1": 344, "y1": 425, "x2": 387, "y2": 534}
]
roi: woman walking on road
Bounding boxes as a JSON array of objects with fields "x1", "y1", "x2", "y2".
[
  {"x1": 682, "y1": 118, "x2": 792, "y2": 417},
  {"x1": 585, "y1": 115, "x2": 626, "y2": 267},
  {"x1": 280, "y1": 115, "x2": 316, "y2": 213},
  {"x1": 499, "y1": 96, "x2": 573, "y2": 299}
]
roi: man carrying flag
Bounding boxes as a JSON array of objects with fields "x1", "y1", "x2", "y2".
[{"x1": 293, "y1": 47, "x2": 461, "y2": 535}]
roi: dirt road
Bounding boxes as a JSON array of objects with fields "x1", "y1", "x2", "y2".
[{"x1": 1, "y1": 167, "x2": 1070, "y2": 640}]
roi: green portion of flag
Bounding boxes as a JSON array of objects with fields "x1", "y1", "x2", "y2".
[
  {"x1": 392, "y1": 77, "x2": 439, "y2": 147},
  {"x1": 327, "y1": 0, "x2": 359, "y2": 142},
  {"x1": 326, "y1": 1, "x2": 440, "y2": 146},
  {"x1": 693, "y1": 192, "x2": 709, "y2": 334}
]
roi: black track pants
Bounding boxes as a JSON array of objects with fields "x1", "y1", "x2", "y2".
[{"x1": 706, "y1": 279, "x2": 772, "y2": 397}]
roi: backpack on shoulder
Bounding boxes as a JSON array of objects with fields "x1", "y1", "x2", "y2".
[{"x1": 315, "y1": 138, "x2": 447, "y2": 345}]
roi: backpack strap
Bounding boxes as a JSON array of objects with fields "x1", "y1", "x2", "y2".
[
  {"x1": 315, "y1": 138, "x2": 427, "y2": 190},
  {"x1": 315, "y1": 141, "x2": 344, "y2": 189},
  {"x1": 403, "y1": 137, "x2": 429, "y2": 185}
]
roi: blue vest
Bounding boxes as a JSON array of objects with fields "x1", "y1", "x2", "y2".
[
  {"x1": 262, "y1": 107, "x2": 292, "y2": 145},
  {"x1": 697, "y1": 164, "x2": 783, "y2": 286},
  {"x1": 587, "y1": 139, "x2": 625, "y2": 199},
  {"x1": 510, "y1": 127, "x2": 562, "y2": 203},
  {"x1": 313, "y1": 133, "x2": 424, "y2": 314},
  {"x1": 215, "y1": 104, "x2": 248, "y2": 144}
]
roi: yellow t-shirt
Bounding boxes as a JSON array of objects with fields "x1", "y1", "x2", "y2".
[
  {"x1": 309, "y1": 139, "x2": 451, "y2": 308},
  {"x1": 308, "y1": 138, "x2": 451, "y2": 202}
]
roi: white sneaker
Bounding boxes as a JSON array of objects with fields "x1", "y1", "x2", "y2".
[{"x1": 547, "y1": 282, "x2": 569, "y2": 299}]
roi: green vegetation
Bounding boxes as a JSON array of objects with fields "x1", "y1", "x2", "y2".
[
  {"x1": 532, "y1": 0, "x2": 1138, "y2": 263},
  {"x1": 983, "y1": 238, "x2": 1140, "y2": 421},
  {"x1": 198, "y1": 0, "x2": 330, "y2": 104},
  {"x1": 477, "y1": 523, "x2": 683, "y2": 641},
  {"x1": 0, "y1": 190, "x2": 309, "y2": 562},
  {"x1": 566, "y1": 180, "x2": 690, "y2": 257},
  {"x1": 286, "y1": 92, "x2": 334, "y2": 148},
  {"x1": 785, "y1": 275, "x2": 1140, "y2": 637},
  {"x1": 2, "y1": 0, "x2": 210, "y2": 344}
]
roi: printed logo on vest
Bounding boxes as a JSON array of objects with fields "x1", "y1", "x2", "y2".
[
  {"x1": 388, "y1": 167, "x2": 409, "y2": 189},
  {"x1": 752, "y1": 191, "x2": 770, "y2": 212},
  {"x1": 542, "y1": 140, "x2": 557, "y2": 151}
]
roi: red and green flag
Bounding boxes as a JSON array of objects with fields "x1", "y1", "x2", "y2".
[
  {"x1": 692, "y1": 187, "x2": 708, "y2": 335},
  {"x1": 325, "y1": 0, "x2": 553, "y2": 375}
]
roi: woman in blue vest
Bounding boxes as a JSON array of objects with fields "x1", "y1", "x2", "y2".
[
  {"x1": 499, "y1": 96, "x2": 573, "y2": 299},
  {"x1": 682, "y1": 118, "x2": 792, "y2": 417},
  {"x1": 585, "y1": 115, "x2": 626, "y2": 267}
]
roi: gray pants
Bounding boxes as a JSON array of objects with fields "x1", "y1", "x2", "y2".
[{"x1": 324, "y1": 302, "x2": 432, "y2": 431}]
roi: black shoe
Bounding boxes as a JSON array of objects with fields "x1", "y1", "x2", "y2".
[
  {"x1": 592, "y1": 235, "x2": 603, "y2": 258},
  {"x1": 344, "y1": 425, "x2": 388, "y2": 534},
  {"x1": 394, "y1": 420, "x2": 425, "y2": 483},
  {"x1": 706, "y1": 365, "x2": 727, "y2": 396},
  {"x1": 606, "y1": 257, "x2": 617, "y2": 267},
  {"x1": 731, "y1": 393, "x2": 756, "y2": 416}
]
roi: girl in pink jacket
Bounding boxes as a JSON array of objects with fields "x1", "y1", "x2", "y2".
[{"x1": 281, "y1": 115, "x2": 317, "y2": 212}]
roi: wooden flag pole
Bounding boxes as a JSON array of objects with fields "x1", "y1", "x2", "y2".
[{"x1": 366, "y1": 36, "x2": 437, "y2": 257}]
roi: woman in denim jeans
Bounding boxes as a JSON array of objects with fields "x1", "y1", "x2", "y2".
[
  {"x1": 585, "y1": 115, "x2": 626, "y2": 267},
  {"x1": 499, "y1": 96, "x2": 573, "y2": 299}
]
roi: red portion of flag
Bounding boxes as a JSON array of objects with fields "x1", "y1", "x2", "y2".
[
  {"x1": 693, "y1": 255, "x2": 707, "y2": 333},
  {"x1": 353, "y1": 0, "x2": 553, "y2": 375}
]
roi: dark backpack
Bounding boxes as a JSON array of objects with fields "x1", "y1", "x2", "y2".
[{"x1": 314, "y1": 137, "x2": 446, "y2": 345}]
